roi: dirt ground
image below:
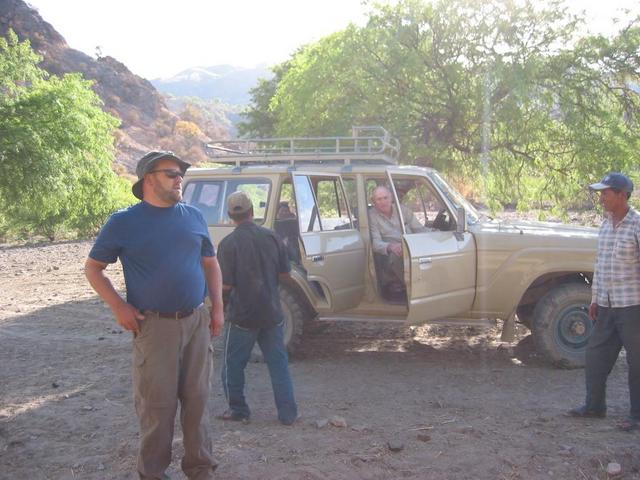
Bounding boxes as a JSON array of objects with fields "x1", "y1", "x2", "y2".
[{"x1": 1, "y1": 240, "x2": 639, "y2": 480}]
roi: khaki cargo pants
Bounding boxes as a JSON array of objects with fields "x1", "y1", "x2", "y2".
[{"x1": 133, "y1": 304, "x2": 217, "y2": 480}]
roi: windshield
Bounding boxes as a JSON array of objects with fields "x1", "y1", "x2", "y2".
[{"x1": 427, "y1": 171, "x2": 481, "y2": 224}]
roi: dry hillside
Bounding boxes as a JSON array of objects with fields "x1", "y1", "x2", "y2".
[{"x1": 0, "y1": 0, "x2": 231, "y2": 172}]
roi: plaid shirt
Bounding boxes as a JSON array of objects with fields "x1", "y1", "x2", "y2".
[{"x1": 592, "y1": 207, "x2": 640, "y2": 307}]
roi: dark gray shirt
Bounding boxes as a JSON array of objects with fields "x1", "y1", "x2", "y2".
[{"x1": 218, "y1": 222, "x2": 291, "y2": 329}]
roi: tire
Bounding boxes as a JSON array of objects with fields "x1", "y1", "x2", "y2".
[
  {"x1": 531, "y1": 282, "x2": 593, "y2": 368},
  {"x1": 280, "y1": 286, "x2": 307, "y2": 357},
  {"x1": 516, "y1": 305, "x2": 534, "y2": 328}
]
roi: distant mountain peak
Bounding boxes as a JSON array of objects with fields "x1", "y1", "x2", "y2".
[{"x1": 152, "y1": 64, "x2": 273, "y2": 105}]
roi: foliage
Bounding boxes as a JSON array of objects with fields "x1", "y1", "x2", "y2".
[
  {"x1": 171, "y1": 96, "x2": 237, "y2": 138},
  {"x1": 151, "y1": 97, "x2": 237, "y2": 164},
  {"x1": 0, "y1": 30, "x2": 132, "y2": 240},
  {"x1": 175, "y1": 120, "x2": 204, "y2": 139},
  {"x1": 239, "y1": 0, "x2": 640, "y2": 212},
  {"x1": 237, "y1": 61, "x2": 293, "y2": 138}
]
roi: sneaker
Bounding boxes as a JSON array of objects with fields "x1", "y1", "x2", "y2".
[
  {"x1": 566, "y1": 405, "x2": 606, "y2": 418},
  {"x1": 280, "y1": 413, "x2": 301, "y2": 426}
]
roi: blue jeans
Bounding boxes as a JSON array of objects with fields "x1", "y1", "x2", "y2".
[{"x1": 221, "y1": 321, "x2": 297, "y2": 424}]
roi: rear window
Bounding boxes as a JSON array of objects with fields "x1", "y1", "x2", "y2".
[{"x1": 183, "y1": 178, "x2": 271, "y2": 225}]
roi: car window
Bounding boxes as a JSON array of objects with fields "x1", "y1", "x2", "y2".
[
  {"x1": 391, "y1": 175, "x2": 454, "y2": 231},
  {"x1": 293, "y1": 175, "x2": 353, "y2": 232},
  {"x1": 315, "y1": 177, "x2": 352, "y2": 230},
  {"x1": 276, "y1": 181, "x2": 298, "y2": 219},
  {"x1": 394, "y1": 178, "x2": 429, "y2": 226},
  {"x1": 293, "y1": 175, "x2": 321, "y2": 232},
  {"x1": 230, "y1": 181, "x2": 270, "y2": 224},
  {"x1": 274, "y1": 180, "x2": 302, "y2": 264},
  {"x1": 184, "y1": 178, "x2": 270, "y2": 225},
  {"x1": 182, "y1": 180, "x2": 224, "y2": 225}
]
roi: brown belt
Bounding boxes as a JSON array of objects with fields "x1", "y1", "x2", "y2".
[{"x1": 147, "y1": 309, "x2": 194, "y2": 320}]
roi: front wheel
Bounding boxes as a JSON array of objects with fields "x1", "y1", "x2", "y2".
[
  {"x1": 531, "y1": 283, "x2": 593, "y2": 368},
  {"x1": 280, "y1": 286, "x2": 309, "y2": 357}
]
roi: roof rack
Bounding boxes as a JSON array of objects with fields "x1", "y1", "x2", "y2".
[{"x1": 203, "y1": 126, "x2": 399, "y2": 167}]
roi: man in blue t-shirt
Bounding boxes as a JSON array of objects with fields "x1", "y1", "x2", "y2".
[
  {"x1": 217, "y1": 191, "x2": 298, "y2": 426},
  {"x1": 85, "y1": 151, "x2": 223, "y2": 480}
]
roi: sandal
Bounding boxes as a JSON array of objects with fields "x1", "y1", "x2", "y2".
[
  {"x1": 617, "y1": 417, "x2": 639, "y2": 432},
  {"x1": 566, "y1": 405, "x2": 606, "y2": 418},
  {"x1": 217, "y1": 410, "x2": 250, "y2": 424}
]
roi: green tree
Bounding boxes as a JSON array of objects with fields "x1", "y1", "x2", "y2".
[
  {"x1": 238, "y1": 60, "x2": 292, "y2": 138},
  {"x1": 0, "y1": 30, "x2": 132, "y2": 240},
  {"x1": 240, "y1": 0, "x2": 640, "y2": 212}
]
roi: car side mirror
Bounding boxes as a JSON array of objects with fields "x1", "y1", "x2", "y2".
[{"x1": 455, "y1": 206, "x2": 466, "y2": 234}]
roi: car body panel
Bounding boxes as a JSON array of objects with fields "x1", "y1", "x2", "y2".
[
  {"x1": 469, "y1": 220, "x2": 597, "y2": 318},
  {"x1": 291, "y1": 172, "x2": 366, "y2": 313},
  {"x1": 404, "y1": 229, "x2": 477, "y2": 324}
]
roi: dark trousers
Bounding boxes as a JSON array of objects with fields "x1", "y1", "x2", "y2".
[{"x1": 585, "y1": 304, "x2": 640, "y2": 419}]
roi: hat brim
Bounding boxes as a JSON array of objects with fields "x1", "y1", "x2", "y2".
[
  {"x1": 589, "y1": 182, "x2": 610, "y2": 191},
  {"x1": 132, "y1": 154, "x2": 191, "y2": 200},
  {"x1": 132, "y1": 179, "x2": 144, "y2": 200}
]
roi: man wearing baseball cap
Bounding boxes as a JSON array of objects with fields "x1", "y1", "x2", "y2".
[
  {"x1": 85, "y1": 151, "x2": 223, "y2": 478},
  {"x1": 568, "y1": 172, "x2": 640, "y2": 432},
  {"x1": 216, "y1": 191, "x2": 298, "y2": 425}
]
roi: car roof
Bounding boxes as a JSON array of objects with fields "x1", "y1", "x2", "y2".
[
  {"x1": 185, "y1": 163, "x2": 436, "y2": 177},
  {"x1": 188, "y1": 126, "x2": 437, "y2": 178}
]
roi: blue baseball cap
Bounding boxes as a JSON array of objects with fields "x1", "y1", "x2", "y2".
[{"x1": 589, "y1": 172, "x2": 634, "y2": 193}]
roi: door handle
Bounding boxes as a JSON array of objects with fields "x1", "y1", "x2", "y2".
[
  {"x1": 312, "y1": 255, "x2": 325, "y2": 262},
  {"x1": 419, "y1": 257, "x2": 432, "y2": 265}
]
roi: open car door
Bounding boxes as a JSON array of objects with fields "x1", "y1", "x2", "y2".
[
  {"x1": 292, "y1": 173, "x2": 366, "y2": 312},
  {"x1": 386, "y1": 171, "x2": 477, "y2": 324}
]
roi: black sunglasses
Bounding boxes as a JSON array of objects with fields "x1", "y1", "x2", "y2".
[{"x1": 148, "y1": 169, "x2": 184, "y2": 179}]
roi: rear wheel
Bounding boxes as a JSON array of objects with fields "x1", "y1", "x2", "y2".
[{"x1": 531, "y1": 283, "x2": 593, "y2": 368}]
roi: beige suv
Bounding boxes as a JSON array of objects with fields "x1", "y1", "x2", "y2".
[{"x1": 184, "y1": 127, "x2": 597, "y2": 368}]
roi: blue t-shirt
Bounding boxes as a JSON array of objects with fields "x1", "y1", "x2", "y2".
[{"x1": 89, "y1": 202, "x2": 215, "y2": 312}]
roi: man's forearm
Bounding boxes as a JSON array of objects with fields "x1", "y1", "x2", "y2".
[
  {"x1": 203, "y1": 256, "x2": 224, "y2": 312},
  {"x1": 84, "y1": 258, "x2": 126, "y2": 311},
  {"x1": 370, "y1": 229, "x2": 390, "y2": 255},
  {"x1": 591, "y1": 268, "x2": 599, "y2": 304}
]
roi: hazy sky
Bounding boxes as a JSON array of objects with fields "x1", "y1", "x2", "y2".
[{"x1": 24, "y1": 0, "x2": 639, "y2": 80}]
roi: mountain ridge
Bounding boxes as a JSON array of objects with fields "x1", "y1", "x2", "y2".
[
  {"x1": 152, "y1": 64, "x2": 271, "y2": 104},
  {"x1": 0, "y1": 0, "x2": 240, "y2": 172}
]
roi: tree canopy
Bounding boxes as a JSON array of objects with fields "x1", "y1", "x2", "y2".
[
  {"x1": 239, "y1": 0, "x2": 640, "y2": 212},
  {"x1": 0, "y1": 30, "x2": 132, "y2": 240}
]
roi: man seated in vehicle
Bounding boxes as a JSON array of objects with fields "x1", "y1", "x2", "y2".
[
  {"x1": 368, "y1": 185, "x2": 427, "y2": 298},
  {"x1": 276, "y1": 201, "x2": 296, "y2": 220}
]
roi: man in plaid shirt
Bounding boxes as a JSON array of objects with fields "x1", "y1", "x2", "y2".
[{"x1": 569, "y1": 172, "x2": 640, "y2": 431}]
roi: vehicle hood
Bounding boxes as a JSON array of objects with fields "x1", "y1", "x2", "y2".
[
  {"x1": 472, "y1": 218, "x2": 598, "y2": 242},
  {"x1": 469, "y1": 220, "x2": 598, "y2": 251}
]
